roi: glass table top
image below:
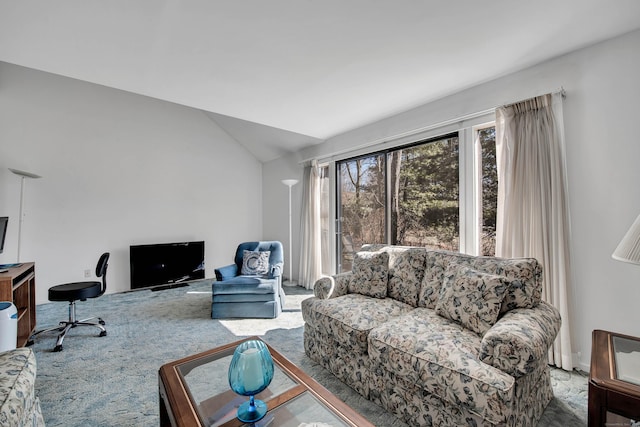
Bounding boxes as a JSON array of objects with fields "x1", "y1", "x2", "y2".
[
  {"x1": 175, "y1": 345, "x2": 354, "y2": 427},
  {"x1": 612, "y1": 335, "x2": 640, "y2": 386},
  {"x1": 243, "y1": 392, "x2": 353, "y2": 427}
]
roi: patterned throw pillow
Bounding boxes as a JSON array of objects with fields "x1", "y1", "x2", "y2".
[
  {"x1": 241, "y1": 250, "x2": 271, "y2": 275},
  {"x1": 383, "y1": 247, "x2": 427, "y2": 307},
  {"x1": 348, "y1": 251, "x2": 389, "y2": 298},
  {"x1": 435, "y1": 265, "x2": 509, "y2": 335}
]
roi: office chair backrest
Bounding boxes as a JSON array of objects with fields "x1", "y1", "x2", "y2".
[{"x1": 95, "y1": 252, "x2": 110, "y2": 295}]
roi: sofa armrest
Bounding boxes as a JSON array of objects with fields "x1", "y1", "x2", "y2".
[
  {"x1": 313, "y1": 272, "x2": 351, "y2": 299},
  {"x1": 215, "y1": 264, "x2": 237, "y2": 281},
  {"x1": 479, "y1": 301, "x2": 561, "y2": 377}
]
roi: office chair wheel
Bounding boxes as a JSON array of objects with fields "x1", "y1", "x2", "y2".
[
  {"x1": 98, "y1": 318, "x2": 105, "y2": 325},
  {"x1": 53, "y1": 345, "x2": 63, "y2": 352},
  {"x1": 99, "y1": 330, "x2": 107, "y2": 337}
]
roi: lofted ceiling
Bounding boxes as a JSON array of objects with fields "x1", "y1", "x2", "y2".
[{"x1": 1, "y1": 1, "x2": 640, "y2": 162}]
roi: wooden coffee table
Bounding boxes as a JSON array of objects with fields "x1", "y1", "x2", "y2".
[
  {"x1": 589, "y1": 329, "x2": 640, "y2": 426},
  {"x1": 158, "y1": 337, "x2": 374, "y2": 427}
]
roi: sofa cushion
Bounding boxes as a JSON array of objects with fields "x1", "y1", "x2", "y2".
[
  {"x1": 348, "y1": 251, "x2": 389, "y2": 298},
  {"x1": 359, "y1": 243, "x2": 389, "y2": 252},
  {"x1": 368, "y1": 308, "x2": 515, "y2": 424},
  {"x1": 241, "y1": 250, "x2": 271, "y2": 275},
  {"x1": 420, "y1": 250, "x2": 542, "y2": 314},
  {"x1": 470, "y1": 255, "x2": 542, "y2": 314},
  {"x1": 301, "y1": 293, "x2": 413, "y2": 353},
  {"x1": 381, "y1": 246, "x2": 426, "y2": 307},
  {"x1": 419, "y1": 250, "x2": 451, "y2": 309},
  {"x1": 435, "y1": 265, "x2": 510, "y2": 335}
]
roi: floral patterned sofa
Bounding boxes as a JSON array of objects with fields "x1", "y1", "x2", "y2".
[
  {"x1": 0, "y1": 348, "x2": 45, "y2": 427},
  {"x1": 301, "y1": 245, "x2": 561, "y2": 426}
]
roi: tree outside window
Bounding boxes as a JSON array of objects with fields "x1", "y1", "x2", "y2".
[{"x1": 337, "y1": 134, "x2": 460, "y2": 271}]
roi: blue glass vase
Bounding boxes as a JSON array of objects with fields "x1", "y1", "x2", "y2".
[{"x1": 228, "y1": 339, "x2": 274, "y2": 423}]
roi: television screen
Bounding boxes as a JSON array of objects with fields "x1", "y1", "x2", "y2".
[
  {"x1": 130, "y1": 241, "x2": 205, "y2": 290},
  {"x1": 0, "y1": 217, "x2": 7, "y2": 255}
]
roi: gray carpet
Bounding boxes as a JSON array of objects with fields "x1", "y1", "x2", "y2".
[{"x1": 30, "y1": 281, "x2": 588, "y2": 426}]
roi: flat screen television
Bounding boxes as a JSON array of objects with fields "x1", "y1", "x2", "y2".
[
  {"x1": 0, "y1": 217, "x2": 8, "y2": 255},
  {"x1": 129, "y1": 241, "x2": 205, "y2": 290}
]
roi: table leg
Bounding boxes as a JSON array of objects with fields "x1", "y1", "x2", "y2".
[{"x1": 588, "y1": 382, "x2": 606, "y2": 427}]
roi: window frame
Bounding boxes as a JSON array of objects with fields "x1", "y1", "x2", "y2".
[
  {"x1": 473, "y1": 122, "x2": 498, "y2": 257},
  {"x1": 321, "y1": 114, "x2": 496, "y2": 273},
  {"x1": 335, "y1": 132, "x2": 460, "y2": 270}
]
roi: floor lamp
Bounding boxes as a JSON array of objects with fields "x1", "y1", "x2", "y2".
[
  {"x1": 282, "y1": 179, "x2": 298, "y2": 286},
  {"x1": 9, "y1": 168, "x2": 42, "y2": 262}
]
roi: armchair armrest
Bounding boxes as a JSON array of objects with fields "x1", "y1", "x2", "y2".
[
  {"x1": 214, "y1": 264, "x2": 238, "y2": 281},
  {"x1": 270, "y1": 262, "x2": 283, "y2": 279},
  {"x1": 479, "y1": 301, "x2": 561, "y2": 377},
  {"x1": 313, "y1": 272, "x2": 352, "y2": 299}
]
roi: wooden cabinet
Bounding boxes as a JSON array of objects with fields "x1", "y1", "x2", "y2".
[{"x1": 0, "y1": 263, "x2": 36, "y2": 347}]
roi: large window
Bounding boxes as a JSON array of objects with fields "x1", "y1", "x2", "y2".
[
  {"x1": 336, "y1": 153, "x2": 386, "y2": 271},
  {"x1": 390, "y1": 136, "x2": 459, "y2": 250},
  {"x1": 336, "y1": 133, "x2": 459, "y2": 272},
  {"x1": 327, "y1": 122, "x2": 497, "y2": 273}
]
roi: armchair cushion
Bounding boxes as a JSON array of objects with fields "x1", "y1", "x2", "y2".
[
  {"x1": 241, "y1": 250, "x2": 271, "y2": 275},
  {"x1": 212, "y1": 276, "x2": 278, "y2": 295}
]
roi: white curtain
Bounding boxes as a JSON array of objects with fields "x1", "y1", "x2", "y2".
[
  {"x1": 495, "y1": 92, "x2": 574, "y2": 370},
  {"x1": 298, "y1": 160, "x2": 323, "y2": 289}
]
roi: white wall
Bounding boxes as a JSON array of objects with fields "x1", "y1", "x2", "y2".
[
  {"x1": 261, "y1": 155, "x2": 304, "y2": 282},
  {"x1": 263, "y1": 29, "x2": 640, "y2": 370},
  {"x1": 0, "y1": 62, "x2": 264, "y2": 303}
]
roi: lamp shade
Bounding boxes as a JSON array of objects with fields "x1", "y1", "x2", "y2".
[
  {"x1": 9, "y1": 168, "x2": 42, "y2": 179},
  {"x1": 612, "y1": 214, "x2": 640, "y2": 265}
]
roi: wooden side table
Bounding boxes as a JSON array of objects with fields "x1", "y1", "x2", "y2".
[{"x1": 589, "y1": 329, "x2": 640, "y2": 426}]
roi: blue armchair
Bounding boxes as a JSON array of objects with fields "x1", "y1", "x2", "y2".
[{"x1": 212, "y1": 241, "x2": 285, "y2": 319}]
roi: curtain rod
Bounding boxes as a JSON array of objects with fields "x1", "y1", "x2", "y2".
[
  {"x1": 302, "y1": 87, "x2": 566, "y2": 165},
  {"x1": 500, "y1": 87, "x2": 566, "y2": 110}
]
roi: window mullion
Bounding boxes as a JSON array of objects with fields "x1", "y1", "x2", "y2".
[
  {"x1": 459, "y1": 127, "x2": 474, "y2": 255},
  {"x1": 385, "y1": 153, "x2": 391, "y2": 245}
]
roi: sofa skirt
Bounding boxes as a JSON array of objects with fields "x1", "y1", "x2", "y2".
[{"x1": 368, "y1": 359, "x2": 553, "y2": 427}]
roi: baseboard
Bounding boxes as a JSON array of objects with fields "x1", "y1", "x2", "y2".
[{"x1": 150, "y1": 283, "x2": 189, "y2": 292}]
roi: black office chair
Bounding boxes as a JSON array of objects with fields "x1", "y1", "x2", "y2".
[{"x1": 31, "y1": 252, "x2": 109, "y2": 352}]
